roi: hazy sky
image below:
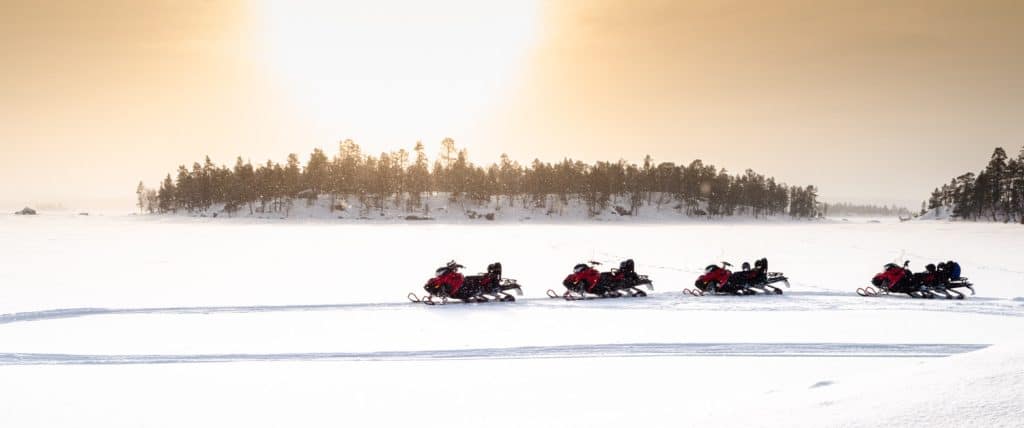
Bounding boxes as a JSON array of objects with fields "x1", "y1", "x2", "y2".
[{"x1": 2, "y1": 0, "x2": 1022, "y2": 210}]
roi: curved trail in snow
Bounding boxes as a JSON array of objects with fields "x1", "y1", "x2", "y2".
[
  {"x1": 1, "y1": 291, "x2": 1021, "y2": 326},
  {"x1": 0, "y1": 294, "x2": 1011, "y2": 367},
  {"x1": 0, "y1": 342, "x2": 989, "y2": 366},
  {"x1": 0, "y1": 302, "x2": 411, "y2": 325}
]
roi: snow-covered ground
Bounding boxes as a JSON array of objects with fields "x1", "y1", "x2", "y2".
[
  {"x1": 145, "y1": 192, "x2": 822, "y2": 223},
  {"x1": 1, "y1": 214, "x2": 1022, "y2": 427}
]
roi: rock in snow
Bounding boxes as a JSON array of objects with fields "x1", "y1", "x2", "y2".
[{"x1": 14, "y1": 207, "x2": 36, "y2": 215}]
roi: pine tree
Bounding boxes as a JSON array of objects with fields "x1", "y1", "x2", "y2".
[
  {"x1": 158, "y1": 174, "x2": 176, "y2": 213},
  {"x1": 985, "y1": 148, "x2": 1009, "y2": 220},
  {"x1": 498, "y1": 153, "x2": 520, "y2": 207},
  {"x1": 304, "y1": 148, "x2": 329, "y2": 194},
  {"x1": 144, "y1": 189, "x2": 158, "y2": 214},
  {"x1": 231, "y1": 157, "x2": 256, "y2": 215},
  {"x1": 175, "y1": 165, "x2": 192, "y2": 212},
  {"x1": 283, "y1": 153, "x2": 301, "y2": 197},
  {"x1": 407, "y1": 142, "x2": 430, "y2": 210},
  {"x1": 1009, "y1": 145, "x2": 1024, "y2": 223},
  {"x1": 951, "y1": 173, "x2": 976, "y2": 219},
  {"x1": 136, "y1": 181, "x2": 146, "y2": 214},
  {"x1": 928, "y1": 188, "x2": 943, "y2": 210}
]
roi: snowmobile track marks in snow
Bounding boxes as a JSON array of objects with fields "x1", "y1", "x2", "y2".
[
  {"x1": 1, "y1": 292, "x2": 1022, "y2": 326},
  {"x1": 0, "y1": 342, "x2": 989, "y2": 366}
]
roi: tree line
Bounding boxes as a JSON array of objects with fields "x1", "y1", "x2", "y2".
[
  {"x1": 925, "y1": 146, "x2": 1024, "y2": 223},
  {"x1": 823, "y1": 203, "x2": 910, "y2": 217},
  {"x1": 137, "y1": 139, "x2": 820, "y2": 218}
]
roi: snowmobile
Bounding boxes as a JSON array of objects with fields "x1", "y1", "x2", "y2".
[
  {"x1": 546, "y1": 259, "x2": 653, "y2": 300},
  {"x1": 683, "y1": 258, "x2": 789, "y2": 296},
  {"x1": 859, "y1": 261, "x2": 916, "y2": 296},
  {"x1": 408, "y1": 261, "x2": 523, "y2": 305},
  {"x1": 858, "y1": 260, "x2": 974, "y2": 299}
]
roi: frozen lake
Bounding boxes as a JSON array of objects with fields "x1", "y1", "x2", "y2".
[{"x1": 1, "y1": 214, "x2": 1022, "y2": 427}]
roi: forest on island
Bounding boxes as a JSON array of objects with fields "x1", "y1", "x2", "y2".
[
  {"x1": 136, "y1": 139, "x2": 821, "y2": 219},
  {"x1": 925, "y1": 146, "x2": 1024, "y2": 223}
]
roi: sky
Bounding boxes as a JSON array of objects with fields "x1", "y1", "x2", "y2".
[{"x1": 1, "y1": 0, "x2": 1022, "y2": 210}]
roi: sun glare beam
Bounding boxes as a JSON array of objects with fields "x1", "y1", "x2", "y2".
[{"x1": 254, "y1": 0, "x2": 541, "y2": 152}]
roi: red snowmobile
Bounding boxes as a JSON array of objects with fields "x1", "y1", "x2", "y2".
[
  {"x1": 858, "y1": 260, "x2": 974, "y2": 299},
  {"x1": 684, "y1": 258, "x2": 788, "y2": 296},
  {"x1": 547, "y1": 260, "x2": 653, "y2": 300},
  {"x1": 408, "y1": 261, "x2": 522, "y2": 305}
]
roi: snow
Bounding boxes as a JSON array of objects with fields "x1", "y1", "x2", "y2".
[
  {"x1": 0, "y1": 214, "x2": 1022, "y2": 427},
  {"x1": 155, "y1": 192, "x2": 818, "y2": 223},
  {"x1": 918, "y1": 206, "x2": 954, "y2": 221}
]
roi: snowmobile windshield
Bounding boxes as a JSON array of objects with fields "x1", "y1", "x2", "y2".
[
  {"x1": 574, "y1": 265, "x2": 587, "y2": 273},
  {"x1": 435, "y1": 268, "x2": 447, "y2": 277},
  {"x1": 705, "y1": 265, "x2": 716, "y2": 274}
]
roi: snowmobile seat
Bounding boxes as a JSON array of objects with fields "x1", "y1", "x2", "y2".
[
  {"x1": 487, "y1": 262, "x2": 503, "y2": 279},
  {"x1": 731, "y1": 269, "x2": 758, "y2": 285},
  {"x1": 619, "y1": 259, "x2": 641, "y2": 281},
  {"x1": 947, "y1": 261, "x2": 962, "y2": 280}
]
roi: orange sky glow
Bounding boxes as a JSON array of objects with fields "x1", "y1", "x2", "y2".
[{"x1": 1, "y1": 0, "x2": 1022, "y2": 209}]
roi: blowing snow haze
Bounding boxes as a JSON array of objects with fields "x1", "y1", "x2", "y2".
[{"x1": 1, "y1": 0, "x2": 1022, "y2": 210}]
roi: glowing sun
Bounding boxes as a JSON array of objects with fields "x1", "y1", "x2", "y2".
[{"x1": 254, "y1": 0, "x2": 541, "y2": 151}]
